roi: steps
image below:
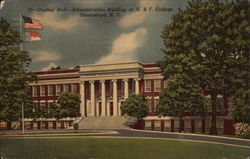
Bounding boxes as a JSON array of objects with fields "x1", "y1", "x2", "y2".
[{"x1": 74, "y1": 116, "x2": 136, "y2": 129}]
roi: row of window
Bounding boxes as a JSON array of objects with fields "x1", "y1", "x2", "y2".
[
  {"x1": 147, "y1": 98, "x2": 159, "y2": 113},
  {"x1": 145, "y1": 119, "x2": 224, "y2": 134},
  {"x1": 32, "y1": 84, "x2": 78, "y2": 97},
  {"x1": 31, "y1": 79, "x2": 165, "y2": 97},
  {"x1": 145, "y1": 79, "x2": 163, "y2": 92}
]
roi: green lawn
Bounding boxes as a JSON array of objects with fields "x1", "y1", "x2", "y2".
[
  {"x1": 22, "y1": 130, "x2": 107, "y2": 135},
  {"x1": 0, "y1": 130, "x2": 109, "y2": 135},
  {"x1": 0, "y1": 138, "x2": 249, "y2": 159}
]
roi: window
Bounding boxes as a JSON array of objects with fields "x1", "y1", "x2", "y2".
[
  {"x1": 217, "y1": 119, "x2": 224, "y2": 134},
  {"x1": 145, "y1": 120, "x2": 152, "y2": 130},
  {"x1": 154, "y1": 80, "x2": 161, "y2": 92},
  {"x1": 154, "y1": 120, "x2": 161, "y2": 131},
  {"x1": 184, "y1": 120, "x2": 192, "y2": 133},
  {"x1": 174, "y1": 120, "x2": 179, "y2": 132},
  {"x1": 56, "y1": 85, "x2": 63, "y2": 96},
  {"x1": 145, "y1": 80, "x2": 151, "y2": 92},
  {"x1": 40, "y1": 86, "x2": 46, "y2": 96},
  {"x1": 164, "y1": 120, "x2": 171, "y2": 132},
  {"x1": 64, "y1": 84, "x2": 70, "y2": 92},
  {"x1": 33, "y1": 86, "x2": 38, "y2": 97},
  {"x1": 48, "y1": 85, "x2": 54, "y2": 96},
  {"x1": 48, "y1": 121, "x2": 53, "y2": 128},
  {"x1": 72, "y1": 84, "x2": 78, "y2": 93}
]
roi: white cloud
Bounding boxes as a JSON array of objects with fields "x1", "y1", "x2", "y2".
[
  {"x1": 41, "y1": 62, "x2": 59, "y2": 71},
  {"x1": 96, "y1": 28, "x2": 148, "y2": 64},
  {"x1": 32, "y1": 13, "x2": 80, "y2": 31},
  {"x1": 118, "y1": 0, "x2": 159, "y2": 29},
  {"x1": 0, "y1": 0, "x2": 5, "y2": 10},
  {"x1": 32, "y1": 50, "x2": 61, "y2": 62}
]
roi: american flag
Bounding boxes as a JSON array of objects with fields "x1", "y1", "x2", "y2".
[{"x1": 23, "y1": 16, "x2": 43, "y2": 29}]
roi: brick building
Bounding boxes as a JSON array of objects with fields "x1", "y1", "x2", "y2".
[{"x1": 26, "y1": 62, "x2": 234, "y2": 134}]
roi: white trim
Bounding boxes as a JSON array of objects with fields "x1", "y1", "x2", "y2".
[{"x1": 29, "y1": 79, "x2": 79, "y2": 85}]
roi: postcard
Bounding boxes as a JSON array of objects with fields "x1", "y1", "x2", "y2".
[{"x1": 0, "y1": 0, "x2": 249, "y2": 159}]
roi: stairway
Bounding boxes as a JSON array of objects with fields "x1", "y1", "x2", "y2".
[{"x1": 74, "y1": 116, "x2": 136, "y2": 129}]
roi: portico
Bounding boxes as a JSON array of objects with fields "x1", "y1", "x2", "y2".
[{"x1": 79, "y1": 62, "x2": 144, "y2": 117}]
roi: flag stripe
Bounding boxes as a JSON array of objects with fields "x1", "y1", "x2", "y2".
[
  {"x1": 25, "y1": 32, "x2": 41, "y2": 41},
  {"x1": 29, "y1": 32, "x2": 40, "y2": 37},
  {"x1": 30, "y1": 37, "x2": 41, "y2": 41}
]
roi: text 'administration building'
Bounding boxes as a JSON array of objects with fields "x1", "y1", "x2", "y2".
[{"x1": 28, "y1": 62, "x2": 234, "y2": 134}]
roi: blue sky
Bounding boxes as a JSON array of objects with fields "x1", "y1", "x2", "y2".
[{"x1": 0, "y1": 0, "x2": 187, "y2": 71}]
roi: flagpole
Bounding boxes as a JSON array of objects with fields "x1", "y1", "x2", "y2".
[
  {"x1": 22, "y1": 102, "x2": 25, "y2": 134},
  {"x1": 20, "y1": 13, "x2": 25, "y2": 134}
]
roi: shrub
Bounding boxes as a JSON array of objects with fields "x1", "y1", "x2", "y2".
[{"x1": 234, "y1": 123, "x2": 250, "y2": 138}]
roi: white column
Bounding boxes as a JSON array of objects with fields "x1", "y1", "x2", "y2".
[
  {"x1": 118, "y1": 102, "x2": 122, "y2": 116},
  {"x1": 124, "y1": 79, "x2": 129, "y2": 99},
  {"x1": 135, "y1": 78, "x2": 140, "y2": 94},
  {"x1": 112, "y1": 79, "x2": 118, "y2": 116},
  {"x1": 90, "y1": 81, "x2": 95, "y2": 116},
  {"x1": 101, "y1": 80, "x2": 106, "y2": 116},
  {"x1": 96, "y1": 102, "x2": 99, "y2": 117},
  {"x1": 80, "y1": 82, "x2": 85, "y2": 117},
  {"x1": 107, "y1": 101, "x2": 110, "y2": 117}
]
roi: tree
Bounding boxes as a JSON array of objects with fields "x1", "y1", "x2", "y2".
[
  {"x1": 120, "y1": 94, "x2": 149, "y2": 119},
  {"x1": 156, "y1": 54, "x2": 210, "y2": 132},
  {"x1": 0, "y1": 18, "x2": 36, "y2": 129},
  {"x1": 231, "y1": 89, "x2": 250, "y2": 124},
  {"x1": 50, "y1": 65, "x2": 61, "y2": 70},
  {"x1": 158, "y1": 0, "x2": 249, "y2": 134},
  {"x1": 48, "y1": 92, "x2": 80, "y2": 119},
  {"x1": 34, "y1": 106, "x2": 50, "y2": 119}
]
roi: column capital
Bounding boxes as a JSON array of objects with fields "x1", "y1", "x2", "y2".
[
  {"x1": 89, "y1": 80, "x2": 95, "y2": 84},
  {"x1": 123, "y1": 78, "x2": 129, "y2": 82},
  {"x1": 112, "y1": 79, "x2": 117, "y2": 82},
  {"x1": 80, "y1": 81, "x2": 85, "y2": 84},
  {"x1": 100, "y1": 80, "x2": 106, "y2": 83},
  {"x1": 134, "y1": 78, "x2": 141, "y2": 81}
]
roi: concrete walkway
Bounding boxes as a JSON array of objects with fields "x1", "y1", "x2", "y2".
[{"x1": 1, "y1": 129, "x2": 249, "y2": 148}]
